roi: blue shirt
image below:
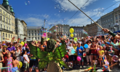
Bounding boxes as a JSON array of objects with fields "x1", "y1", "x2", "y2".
[{"x1": 76, "y1": 46, "x2": 84, "y2": 56}]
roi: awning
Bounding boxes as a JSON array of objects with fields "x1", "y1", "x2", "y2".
[{"x1": 114, "y1": 30, "x2": 120, "y2": 33}]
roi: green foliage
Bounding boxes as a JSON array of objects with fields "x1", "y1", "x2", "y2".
[
  {"x1": 29, "y1": 40, "x2": 68, "y2": 69},
  {"x1": 29, "y1": 43, "x2": 37, "y2": 57},
  {"x1": 38, "y1": 61, "x2": 48, "y2": 69}
]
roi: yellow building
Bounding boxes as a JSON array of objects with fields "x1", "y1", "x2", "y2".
[{"x1": 0, "y1": 0, "x2": 17, "y2": 42}]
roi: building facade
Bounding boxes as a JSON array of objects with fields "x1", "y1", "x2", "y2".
[
  {"x1": 70, "y1": 26, "x2": 83, "y2": 38},
  {"x1": 49, "y1": 24, "x2": 70, "y2": 37},
  {"x1": 0, "y1": 0, "x2": 17, "y2": 42},
  {"x1": 113, "y1": 5, "x2": 120, "y2": 31},
  {"x1": 96, "y1": 18, "x2": 102, "y2": 35},
  {"x1": 101, "y1": 12, "x2": 114, "y2": 34},
  {"x1": 15, "y1": 18, "x2": 25, "y2": 41},
  {"x1": 21, "y1": 20, "x2": 27, "y2": 38},
  {"x1": 27, "y1": 27, "x2": 42, "y2": 41},
  {"x1": 84, "y1": 23, "x2": 98, "y2": 36}
]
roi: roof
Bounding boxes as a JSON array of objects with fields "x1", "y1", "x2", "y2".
[
  {"x1": 0, "y1": 5, "x2": 14, "y2": 16},
  {"x1": 21, "y1": 20, "x2": 27, "y2": 25},
  {"x1": 27, "y1": 26, "x2": 41, "y2": 29}
]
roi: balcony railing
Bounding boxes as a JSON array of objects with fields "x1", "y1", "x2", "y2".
[{"x1": 0, "y1": 28, "x2": 13, "y2": 33}]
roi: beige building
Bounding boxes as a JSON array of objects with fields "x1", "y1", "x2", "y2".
[
  {"x1": 84, "y1": 23, "x2": 98, "y2": 36},
  {"x1": 0, "y1": 0, "x2": 17, "y2": 42},
  {"x1": 70, "y1": 26, "x2": 84, "y2": 38},
  {"x1": 21, "y1": 20, "x2": 27, "y2": 37},
  {"x1": 49, "y1": 24, "x2": 70, "y2": 38},
  {"x1": 27, "y1": 27, "x2": 42, "y2": 41}
]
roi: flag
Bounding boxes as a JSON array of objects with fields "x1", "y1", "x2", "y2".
[{"x1": 82, "y1": 30, "x2": 88, "y2": 36}]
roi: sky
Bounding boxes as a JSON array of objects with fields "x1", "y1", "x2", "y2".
[{"x1": 0, "y1": 0, "x2": 120, "y2": 28}]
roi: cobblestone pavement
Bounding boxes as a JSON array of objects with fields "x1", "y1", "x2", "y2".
[{"x1": 63, "y1": 65, "x2": 120, "y2": 72}]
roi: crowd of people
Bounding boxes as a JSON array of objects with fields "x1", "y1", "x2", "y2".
[
  {"x1": 0, "y1": 32, "x2": 119, "y2": 72},
  {"x1": 64, "y1": 35, "x2": 120, "y2": 72}
]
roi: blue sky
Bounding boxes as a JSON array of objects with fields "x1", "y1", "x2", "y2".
[{"x1": 0, "y1": 0, "x2": 120, "y2": 28}]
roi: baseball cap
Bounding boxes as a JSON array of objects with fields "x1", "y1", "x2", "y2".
[{"x1": 106, "y1": 42, "x2": 110, "y2": 45}]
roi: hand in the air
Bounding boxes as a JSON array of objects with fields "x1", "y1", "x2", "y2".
[
  {"x1": 102, "y1": 28, "x2": 109, "y2": 33},
  {"x1": 42, "y1": 35, "x2": 44, "y2": 38}
]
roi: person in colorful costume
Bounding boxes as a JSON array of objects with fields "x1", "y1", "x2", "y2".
[{"x1": 28, "y1": 36, "x2": 69, "y2": 72}]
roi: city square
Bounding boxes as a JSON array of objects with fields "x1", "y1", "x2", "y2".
[{"x1": 0, "y1": 0, "x2": 120, "y2": 72}]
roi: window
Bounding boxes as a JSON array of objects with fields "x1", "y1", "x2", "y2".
[
  {"x1": 11, "y1": 35, "x2": 12, "y2": 38},
  {"x1": 116, "y1": 15, "x2": 118, "y2": 20},
  {"x1": 4, "y1": 25, "x2": 5, "y2": 29},
  {"x1": 0, "y1": 16, "x2": 2, "y2": 20},
  {"x1": 9, "y1": 19, "x2": 10, "y2": 24},
  {"x1": 0, "y1": 9, "x2": 1, "y2": 13},
  {"x1": 4, "y1": 17, "x2": 5, "y2": 22},
  {"x1": 6, "y1": 34, "x2": 7, "y2": 37},
  {"x1": 3, "y1": 33, "x2": 4, "y2": 37},
  {"x1": 119, "y1": 14, "x2": 120, "y2": 19},
  {"x1": 29, "y1": 33, "x2": 30, "y2": 36},
  {"x1": 38, "y1": 37, "x2": 39, "y2": 39},
  {"x1": 32, "y1": 33, "x2": 33, "y2": 36},
  {"x1": 9, "y1": 34, "x2": 10, "y2": 38}
]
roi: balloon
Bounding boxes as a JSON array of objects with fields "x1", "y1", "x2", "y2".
[
  {"x1": 21, "y1": 42, "x2": 24, "y2": 46},
  {"x1": 69, "y1": 28, "x2": 74, "y2": 33},
  {"x1": 84, "y1": 44, "x2": 88, "y2": 48},
  {"x1": 24, "y1": 43, "x2": 27, "y2": 47},
  {"x1": 71, "y1": 49, "x2": 75, "y2": 54},
  {"x1": 74, "y1": 37, "x2": 77, "y2": 42},
  {"x1": 43, "y1": 33, "x2": 46, "y2": 37},
  {"x1": 17, "y1": 61, "x2": 22, "y2": 68},
  {"x1": 47, "y1": 38, "x2": 50, "y2": 41},
  {"x1": 64, "y1": 55, "x2": 69, "y2": 59},
  {"x1": 70, "y1": 34, "x2": 74, "y2": 37},
  {"x1": 77, "y1": 56, "x2": 81, "y2": 61}
]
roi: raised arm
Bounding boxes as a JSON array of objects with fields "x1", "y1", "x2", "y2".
[{"x1": 102, "y1": 28, "x2": 120, "y2": 39}]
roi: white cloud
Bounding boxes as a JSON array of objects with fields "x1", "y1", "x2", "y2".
[
  {"x1": 42, "y1": 14, "x2": 50, "y2": 19},
  {"x1": 56, "y1": 0, "x2": 97, "y2": 11},
  {"x1": 66, "y1": 8, "x2": 105, "y2": 26},
  {"x1": 19, "y1": 7, "x2": 105, "y2": 27},
  {"x1": 27, "y1": 14, "x2": 50, "y2": 19},
  {"x1": 19, "y1": 14, "x2": 50, "y2": 26},
  {"x1": 20, "y1": 17, "x2": 44, "y2": 26},
  {"x1": 54, "y1": 13, "x2": 60, "y2": 17},
  {"x1": 115, "y1": 0, "x2": 120, "y2": 1}
]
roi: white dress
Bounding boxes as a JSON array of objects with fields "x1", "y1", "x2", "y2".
[{"x1": 15, "y1": 50, "x2": 20, "y2": 61}]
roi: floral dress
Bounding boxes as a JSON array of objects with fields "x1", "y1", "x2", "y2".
[{"x1": 7, "y1": 57, "x2": 13, "y2": 72}]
